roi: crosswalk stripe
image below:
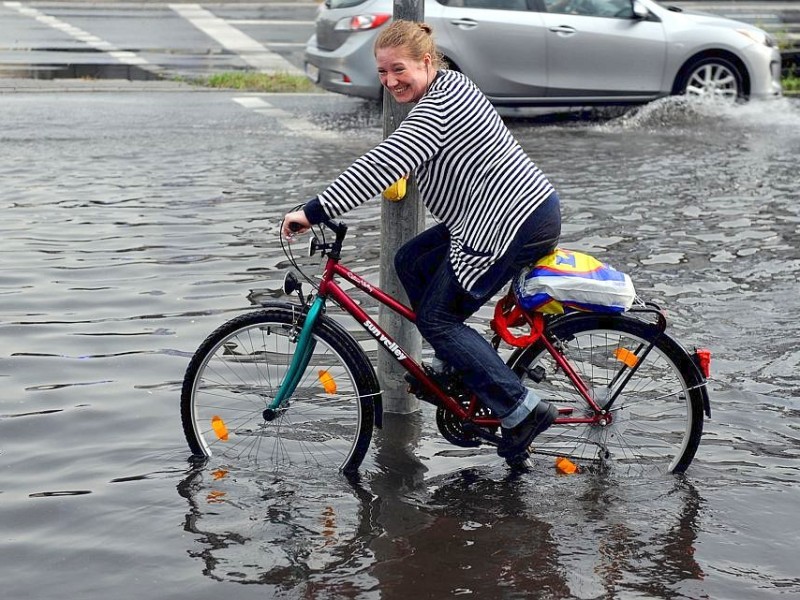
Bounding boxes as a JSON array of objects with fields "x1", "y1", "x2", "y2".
[
  {"x1": 4, "y1": 1, "x2": 154, "y2": 69},
  {"x1": 170, "y1": 4, "x2": 302, "y2": 75},
  {"x1": 232, "y1": 96, "x2": 337, "y2": 140}
]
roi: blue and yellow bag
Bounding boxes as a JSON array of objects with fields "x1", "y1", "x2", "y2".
[{"x1": 513, "y1": 249, "x2": 636, "y2": 314}]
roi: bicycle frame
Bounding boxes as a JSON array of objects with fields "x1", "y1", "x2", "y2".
[{"x1": 272, "y1": 226, "x2": 613, "y2": 430}]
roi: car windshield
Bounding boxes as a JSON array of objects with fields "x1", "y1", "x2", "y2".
[{"x1": 327, "y1": 0, "x2": 371, "y2": 9}]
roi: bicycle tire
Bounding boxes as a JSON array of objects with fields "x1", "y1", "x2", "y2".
[
  {"x1": 507, "y1": 312, "x2": 705, "y2": 475},
  {"x1": 181, "y1": 304, "x2": 379, "y2": 475}
]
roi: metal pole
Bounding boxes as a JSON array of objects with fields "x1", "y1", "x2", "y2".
[{"x1": 377, "y1": 0, "x2": 425, "y2": 414}]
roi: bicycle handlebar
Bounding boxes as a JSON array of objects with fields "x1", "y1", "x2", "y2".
[{"x1": 321, "y1": 219, "x2": 348, "y2": 240}]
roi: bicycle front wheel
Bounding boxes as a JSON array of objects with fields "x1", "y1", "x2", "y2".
[
  {"x1": 508, "y1": 313, "x2": 706, "y2": 475},
  {"x1": 181, "y1": 305, "x2": 379, "y2": 474}
]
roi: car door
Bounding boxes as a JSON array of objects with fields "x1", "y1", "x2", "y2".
[
  {"x1": 433, "y1": 0, "x2": 548, "y2": 99},
  {"x1": 540, "y1": 0, "x2": 667, "y2": 98}
]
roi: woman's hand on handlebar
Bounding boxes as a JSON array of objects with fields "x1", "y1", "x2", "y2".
[{"x1": 282, "y1": 210, "x2": 311, "y2": 239}]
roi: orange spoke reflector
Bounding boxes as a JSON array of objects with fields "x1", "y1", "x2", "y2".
[
  {"x1": 211, "y1": 415, "x2": 229, "y2": 441},
  {"x1": 614, "y1": 347, "x2": 639, "y2": 368},
  {"x1": 555, "y1": 456, "x2": 579, "y2": 474},
  {"x1": 318, "y1": 369, "x2": 337, "y2": 394}
]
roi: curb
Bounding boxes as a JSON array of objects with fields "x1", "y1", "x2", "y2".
[{"x1": 0, "y1": 77, "x2": 200, "y2": 92}]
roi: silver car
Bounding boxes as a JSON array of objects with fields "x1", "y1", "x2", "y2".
[{"x1": 304, "y1": 0, "x2": 783, "y2": 105}]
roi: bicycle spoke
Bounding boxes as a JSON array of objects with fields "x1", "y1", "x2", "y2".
[
  {"x1": 181, "y1": 308, "x2": 376, "y2": 475},
  {"x1": 510, "y1": 314, "x2": 704, "y2": 475}
]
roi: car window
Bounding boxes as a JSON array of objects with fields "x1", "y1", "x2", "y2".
[
  {"x1": 438, "y1": 0, "x2": 530, "y2": 11},
  {"x1": 542, "y1": 0, "x2": 633, "y2": 18}
]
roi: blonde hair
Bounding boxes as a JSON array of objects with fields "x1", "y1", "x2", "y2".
[{"x1": 374, "y1": 20, "x2": 446, "y2": 70}]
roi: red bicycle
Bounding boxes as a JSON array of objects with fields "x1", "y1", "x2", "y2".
[{"x1": 181, "y1": 220, "x2": 711, "y2": 476}]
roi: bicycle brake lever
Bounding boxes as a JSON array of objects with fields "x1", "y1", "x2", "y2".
[{"x1": 309, "y1": 236, "x2": 334, "y2": 258}]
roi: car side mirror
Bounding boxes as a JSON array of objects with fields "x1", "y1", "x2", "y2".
[{"x1": 632, "y1": 0, "x2": 649, "y2": 19}]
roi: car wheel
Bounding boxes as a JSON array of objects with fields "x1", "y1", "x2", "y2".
[{"x1": 678, "y1": 56, "x2": 744, "y2": 102}]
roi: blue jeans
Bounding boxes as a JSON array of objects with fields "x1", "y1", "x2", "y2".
[{"x1": 394, "y1": 192, "x2": 561, "y2": 427}]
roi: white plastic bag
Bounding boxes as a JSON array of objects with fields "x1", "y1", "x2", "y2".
[{"x1": 514, "y1": 248, "x2": 636, "y2": 314}]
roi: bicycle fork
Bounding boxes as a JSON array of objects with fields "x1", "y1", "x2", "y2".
[{"x1": 264, "y1": 296, "x2": 326, "y2": 420}]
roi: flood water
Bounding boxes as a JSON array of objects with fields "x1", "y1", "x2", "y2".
[{"x1": 2, "y1": 90, "x2": 799, "y2": 599}]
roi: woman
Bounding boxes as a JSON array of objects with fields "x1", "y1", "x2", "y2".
[{"x1": 282, "y1": 20, "x2": 561, "y2": 462}]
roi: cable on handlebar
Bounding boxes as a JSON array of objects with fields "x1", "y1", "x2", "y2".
[
  {"x1": 278, "y1": 213, "x2": 349, "y2": 292},
  {"x1": 279, "y1": 206, "x2": 325, "y2": 291}
]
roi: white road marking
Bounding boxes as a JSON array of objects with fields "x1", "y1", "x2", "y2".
[
  {"x1": 170, "y1": 4, "x2": 302, "y2": 75},
  {"x1": 232, "y1": 96, "x2": 337, "y2": 140},
  {"x1": 4, "y1": 1, "x2": 151, "y2": 67},
  {"x1": 262, "y1": 43, "x2": 307, "y2": 48}
]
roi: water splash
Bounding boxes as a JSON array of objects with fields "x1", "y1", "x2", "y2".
[
  {"x1": 598, "y1": 95, "x2": 800, "y2": 133},
  {"x1": 717, "y1": 96, "x2": 800, "y2": 130}
]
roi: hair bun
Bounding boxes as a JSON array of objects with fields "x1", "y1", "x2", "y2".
[{"x1": 375, "y1": 20, "x2": 443, "y2": 70}]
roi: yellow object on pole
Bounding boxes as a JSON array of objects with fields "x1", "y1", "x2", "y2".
[{"x1": 383, "y1": 176, "x2": 407, "y2": 201}]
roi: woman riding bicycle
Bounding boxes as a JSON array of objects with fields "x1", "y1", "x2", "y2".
[{"x1": 282, "y1": 20, "x2": 561, "y2": 461}]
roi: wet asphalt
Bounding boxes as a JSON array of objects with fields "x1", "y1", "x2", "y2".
[{"x1": 2, "y1": 84, "x2": 799, "y2": 599}]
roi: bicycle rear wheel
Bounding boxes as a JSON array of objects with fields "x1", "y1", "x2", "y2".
[
  {"x1": 181, "y1": 305, "x2": 379, "y2": 475},
  {"x1": 508, "y1": 313, "x2": 706, "y2": 475}
]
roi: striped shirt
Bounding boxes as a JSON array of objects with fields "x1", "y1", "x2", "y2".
[{"x1": 313, "y1": 69, "x2": 555, "y2": 292}]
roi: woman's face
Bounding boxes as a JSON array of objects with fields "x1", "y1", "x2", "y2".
[{"x1": 376, "y1": 46, "x2": 432, "y2": 103}]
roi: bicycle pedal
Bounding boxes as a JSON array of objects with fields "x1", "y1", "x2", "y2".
[
  {"x1": 405, "y1": 364, "x2": 446, "y2": 390},
  {"x1": 404, "y1": 372, "x2": 435, "y2": 402},
  {"x1": 404, "y1": 372, "x2": 423, "y2": 393},
  {"x1": 461, "y1": 421, "x2": 501, "y2": 446},
  {"x1": 505, "y1": 452, "x2": 533, "y2": 471},
  {"x1": 525, "y1": 364, "x2": 547, "y2": 384}
]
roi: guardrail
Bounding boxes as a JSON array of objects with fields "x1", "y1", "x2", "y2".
[
  {"x1": 666, "y1": 1, "x2": 800, "y2": 49},
  {"x1": 665, "y1": 1, "x2": 799, "y2": 81}
]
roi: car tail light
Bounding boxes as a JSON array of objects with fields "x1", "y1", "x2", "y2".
[{"x1": 335, "y1": 13, "x2": 391, "y2": 31}]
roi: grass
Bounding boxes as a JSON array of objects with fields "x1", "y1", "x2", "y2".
[
  {"x1": 770, "y1": 24, "x2": 800, "y2": 94},
  {"x1": 783, "y1": 74, "x2": 800, "y2": 94},
  {"x1": 188, "y1": 68, "x2": 800, "y2": 96},
  {"x1": 189, "y1": 71, "x2": 320, "y2": 93},
  {"x1": 783, "y1": 56, "x2": 800, "y2": 95}
]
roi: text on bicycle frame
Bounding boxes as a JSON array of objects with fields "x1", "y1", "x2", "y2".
[{"x1": 363, "y1": 318, "x2": 408, "y2": 361}]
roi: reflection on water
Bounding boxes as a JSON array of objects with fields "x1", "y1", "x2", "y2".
[
  {"x1": 178, "y1": 414, "x2": 709, "y2": 598},
  {"x1": 1, "y1": 92, "x2": 799, "y2": 598}
]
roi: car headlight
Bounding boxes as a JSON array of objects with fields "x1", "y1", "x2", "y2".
[
  {"x1": 736, "y1": 28, "x2": 776, "y2": 48},
  {"x1": 335, "y1": 14, "x2": 391, "y2": 31}
]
